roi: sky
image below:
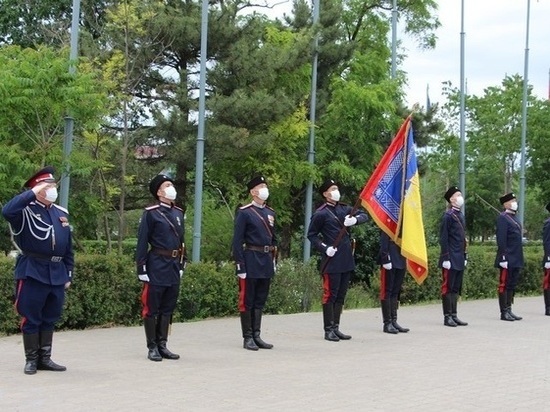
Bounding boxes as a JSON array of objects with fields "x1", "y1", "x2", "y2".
[{"x1": 262, "y1": 0, "x2": 550, "y2": 108}]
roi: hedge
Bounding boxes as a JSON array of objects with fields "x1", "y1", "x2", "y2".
[{"x1": 0, "y1": 244, "x2": 546, "y2": 335}]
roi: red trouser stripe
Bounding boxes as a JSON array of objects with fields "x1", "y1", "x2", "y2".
[
  {"x1": 14, "y1": 280, "x2": 27, "y2": 332},
  {"x1": 543, "y1": 269, "x2": 550, "y2": 290},
  {"x1": 238, "y1": 278, "x2": 246, "y2": 312},
  {"x1": 441, "y1": 268, "x2": 449, "y2": 295},
  {"x1": 379, "y1": 268, "x2": 387, "y2": 300},
  {"x1": 322, "y1": 274, "x2": 330, "y2": 304},
  {"x1": 141, "y1": 283, "x2": 150, "y2": 319},
  {"x1": 498, "y1": 268, "x2": 508, "y2": 294}
]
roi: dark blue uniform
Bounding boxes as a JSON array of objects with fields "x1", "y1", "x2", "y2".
[
  {"x1": 307, "y1": 202, "x2": 368, "y2": 305},
  {"x1": 2, "y1": 190, "x2": 73, "y2": 334},
  {"x1": 232, "y1": 202, "x2": 276, "y2": 312},
  {"x1": 495, "y1": 211, "x2": 524, "y2": 293},
  {"x1": 136, "y1": 202, "x2": 185, "y2": 318},
  {"x1": 542, "y1": 218, "x2": 550, "y2": 313},
  {"x1": 438, "y1": 207, "x2": 467, "y2": 295},
  {"x1": 377, "y1": 231, "x2": 406, "y2": 301}
]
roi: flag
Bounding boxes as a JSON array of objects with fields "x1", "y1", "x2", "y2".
[
  {"x1": 359, "y1": 116, "x2": 428, "y2": 284},
  {"x1": 426, "y1": 84, "x2": 431, "y2": 111}
]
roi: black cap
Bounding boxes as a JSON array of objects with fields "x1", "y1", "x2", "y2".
[
  {"x1": 545, "y1": 202, "x2": 550, "y2": 213},
  {"x1": 24, "y1": 166, "x2": 56, "y2": 188},
  {"x1": 149, "y1": 174, "x2": 174, "y2": 199},
  {"x1": 318, "y1": 179, "x2": 337, "y2": 195},
  {"x1": 499, "y1": 192, "x2": 516, "y2": 205},
  {"x1": 444, "y1": 186, "x2": 460, "y2": 202},
  {"x1": 246, "y1": 175, "x2": 267, "y2": 191}
]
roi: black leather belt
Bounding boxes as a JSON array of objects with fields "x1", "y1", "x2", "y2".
[
  {"x1": 151, "y1": 247, "x2": 183, "y2": 258},
  {"x1": 245, "y1": 244, "x2": 275, "y2": 253},
  {"x1": 23, "y1": 252, "x2": 63, "y2": 262}
]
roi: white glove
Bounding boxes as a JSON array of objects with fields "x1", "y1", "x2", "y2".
[
  {"x1": 138, "y1": 274, "x2": 150, "y2": 282},
  {"x1": 344, "y1": 215, "x2": 357, "y2": 227},
  {"x1": 499, "y1": 261, "x2": 508, "y2": 269},
  {"x1": 464, "y1": 260, "x2": 468, "y2": 267},
  {"x1": 179, "y1": 270, "x2": 184, "y2": 278},
  {"x1": 545, "y1": 262, "x2": 550, "y2": 270},
  {"x1": 326, "y1": 246, "x2": 337, "y2": 257},
  {"x1": 237, "y1": 272, "x2": 247, "y2": 279},
  {"x1": 382, "y1": 262, "x2": 392, "y2": 270},
  {"x1": 442, "y1": 260, "x2": 451, "y2": 269}
]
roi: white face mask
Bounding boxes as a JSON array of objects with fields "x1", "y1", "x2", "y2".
[
  {"x1": 45, "y1": 187, "x2": 58, "y2": 203},
  {"x1": 509, "y1": 201, "x2": 518, "y2": 211},
  {"x1": 454, "y1": 195, "x2": 464, "y2": 208},
  {"x1": 163, "y1": 186, "x2": 177, "y2": 200},
  {"x1": 257, "y1": 187, "x2": 269, "y2": 201},
  {"x1": 330, "y1": 190, "x2": 341, "y2": 202}
]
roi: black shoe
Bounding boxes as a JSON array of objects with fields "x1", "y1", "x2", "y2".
[
  {"x1": 324, "y1": 329, "x2": 340, "y2": 342},
  {"x1": 24, "y1": 360, "x2": 37, "y2": 375},
  {"x1": 500, "y1": 311, "x2": 515, "y2": 321},
  {"x1": 148, "y1": 346, "x2": 163, "y2": 361},
  {"x1": 392, "y1": 321, "x2": 410, "y2": 333},
  {"x1": 383, "y1": 322, "x2": 399, "y2": 334},
  {"x1": 509, "y1": 310, "x2": 522, "y2": 321},
  {"x1": 452, "y1": 315, "x2": 468, "y2": 326},
  {"x1": 253, "y1": 336, "x2": 274, "y2": 349},
  {"x1": 444, "y1": 315, "x2": 457, "y2": 327},
  {"x1": 333, "y1": 326, "x2": 352, "y2": 340},
  {"x1": 158, "y1": 344, "x2": 180, "y2": 359},
  {"x1": 243, "y1": 337, "x2": 259, "y2": 351},
  {"x1": 37, "y1": 359, "x2": 66, "y2": 371}
]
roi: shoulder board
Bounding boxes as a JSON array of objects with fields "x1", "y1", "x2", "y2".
[
  {"x1": 53, "y1": 204, "x2": 69, "y2": 214},
  {"x1": 337, "y1": 202, "x2": 348, "y2": 207},
  {"x1": 315, "y1": 204, "x2": 327, "y2": 211},
  {"x1": 173, "y1": 205, "x2": 183, "y2": 212},
  {"x1": 265, "y1": 205, "x2": 274, "y2": 211},
  {"x1": 239, "y1": 203, "x2": 253, "y2": 210},
  {"x1": 145, "y1": 204, "x2": 161, "y2": 211}
]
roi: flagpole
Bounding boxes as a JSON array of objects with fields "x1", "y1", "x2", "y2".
[
  {"x1": 518, "y1": 0, "x2": 531, "y2": 228},
  {"x1": 459, "y1": 0, "x2": 466, "y2": 215}
]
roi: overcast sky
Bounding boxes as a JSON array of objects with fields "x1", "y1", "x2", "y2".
[
  {"x1": 265, "y1": 1, "x2": 550, "y2": 108},
  {"x1": 402, "y1": 0, "x2": 550, "y2": 108}
]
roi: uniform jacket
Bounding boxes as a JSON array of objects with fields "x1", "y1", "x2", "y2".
[
  {"x1": 377, "y1": 231, "x2": 406, "y2": 269},
  {"x1": 307, "y1": 202, "x2": 368, "y2": 274},
  {"x1": 136, "y1": 202, "x2": 185, "y2": 286},
  {"x1": 2, "y1": 190, "x2": 73, "y2": 286},
  {"x1": 438, "y1": 207, "x2": 467, "y2": 270},
  {"x1": 542, "y1": 218, "x2": 550, "y2": 267},
  {"x1": 232, "y1": 202, "x2": 277, "y2": 279},
  {"x1": 494, "y1": 211, "x2": 524, "y2": 268}
]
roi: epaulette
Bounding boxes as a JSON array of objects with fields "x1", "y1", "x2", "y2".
[
  {"x1": 145, "y1": 204, "x2": 161, "y2": 211},
  {"x1": 315, "y1": 204, "x2": 327, "y2": 211},
  {"x1": 173, "y1": 205, "x2": 183, "y2": 212},
  {"x1": 265, "y1": 204, "x2": 274, "y2": 211},
  {"x1": 53, "y1": 204, "x2": 69, "y2": 214},
  {"x1": 338, "y1": 202, "x2": 349, "y2": 206},
  {"x1": 239, "y1": 203, "x2": 253, "y2": 210}
]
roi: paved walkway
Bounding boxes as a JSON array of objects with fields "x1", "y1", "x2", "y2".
[{"x1": 1, "y1": 296, "x2": 549, "y2": 411}]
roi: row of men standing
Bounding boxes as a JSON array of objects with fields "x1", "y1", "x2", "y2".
[{"x1": 3, "y1": 166, "x2": 550, "y2": 374}]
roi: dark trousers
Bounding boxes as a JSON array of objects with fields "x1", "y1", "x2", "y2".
[
  {"x1": 141, "y1": 283, "x2": 180, "y2": 318},
  {"x1": 15, "y1": 278, "x2": 65, "y2": 334},
  {"x1": 441, "y1": 268, "x2": 464, "y2": 295},
  {"x1": 498, "y1": 267, "x2": 521, "y2": 294},
  {"x1": 322, "y1": 271, "x2": 351, "y2": 305},
  {"x1": 379, "y1": 267, "x2": 405, "y2": 300},
  {"x1": 238, "y1": 278, "x2": 271, "y2": 312}
]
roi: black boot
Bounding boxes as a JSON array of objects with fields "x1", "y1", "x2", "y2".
[
  {"x1": 390, "y1": 298, "x2": 409, "y2": 333},
  {"x1": 507, "y1": 290, "x2": 522, "y2": 320},
  {"x1": 442, "y1": 294, "x2": 457, "y2": 327},
  {"x1": 157, "y1": 315, "x2": 180, "y2": 359},
  {"x1": 22, "y1": 333, "x2": 39, "y2": 375},
  {"x1": 333, "y1": 303, "x2": 352, "y2": 340},
  {"x1": 37, "y1": 330, "x2": 66, "y2": 371},
  {"x1": 322, "y1": 304, "x2": 339, "y2": 342},
  {"x1": 252, "y1": 309, "x2": 273, "y2": 349},
  {"x1": 144, "y1": 317, "x2": 162, "y2": 361},
  {"x1": 381, "y1": 300, "x2": 398, "y2": 334},
  {"x1": 450, "y1": 293, "x2": 468, "y2": 326},
  {"x1": 544, "y1": 290, "x2": 550, "y2": 315},
  {"x1": 240, "y1": 311, "x2": 259, "y2": 350},
  {"x1": 499, "y1": 293, "x2": 515, "y2": 321}
]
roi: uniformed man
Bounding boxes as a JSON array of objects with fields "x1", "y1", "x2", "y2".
[
  {"x1": 307, "y1": 179, "x2": 368, "y2": 342},
  {"x1": 495, "y1": 192, "x2": 524, "y2": 321},
  {"x1": 541, "y1": 202, "x2": 550, "y2": 315},
  {"x1": 2, "y1": 166, "x2": 73, "y2": 375},
  {"x1": 136, "y1": 174, "x2": 186, "y2": 361},
  {"x1": 232, "y1": 175, "x2": 277, "y2": 351},
  {"x1": 439, "y1": 186, "x2": 468, "y2": 327},
  {"x1": 377, "y1": 231, "x2": 409, "y2": 334}
]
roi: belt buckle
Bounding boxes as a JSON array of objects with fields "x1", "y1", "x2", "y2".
[
  {"x1": 171, "y1": 250, "x2": 178, "y2": 258},
  {"x1": 264, "y1": 246, "x2": 270, "y2": 253},
  {"x1": 51, "y1": 256, "x2": 62, "y2": 262}
]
